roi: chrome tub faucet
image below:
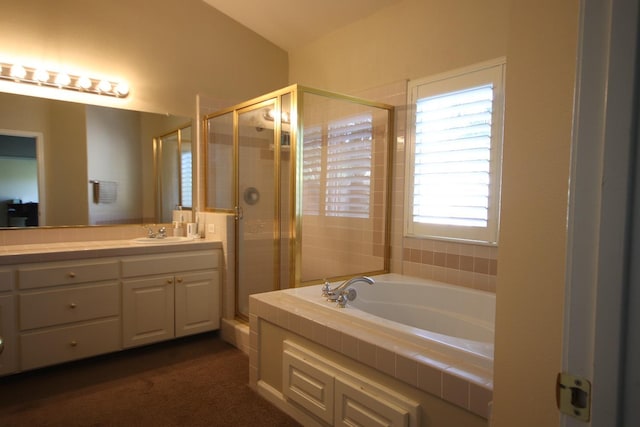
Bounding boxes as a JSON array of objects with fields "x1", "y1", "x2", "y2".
[{"x1": 322, "y1": 276, "x2": 375, "y2": 307}]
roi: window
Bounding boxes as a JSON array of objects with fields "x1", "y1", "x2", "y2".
[
  {"x1": 405, "y1": 59, "x2": 505, "y2": 244},
  {"x1": 303, "y1": 114, "x2": 373, "y2": 218}
]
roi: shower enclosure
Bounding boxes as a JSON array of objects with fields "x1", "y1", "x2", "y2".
[
  {"x1": 204, "y1": 85, "x2": 393, "y2": 320},
  {"x1": 154, "y1": 123, "x2": 193, "y2": 222}
]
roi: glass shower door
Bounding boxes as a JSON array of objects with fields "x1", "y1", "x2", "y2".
[{"x1": 236, "y1": 100, "x2": 278, "y2": 318}]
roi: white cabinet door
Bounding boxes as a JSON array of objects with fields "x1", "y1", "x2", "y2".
[
  {"x1": 335, "y1": 377, "x2": 412, "y2": 427},
  {"x1": 122, "y1": 275, "x2": 175, "y2": 348},
  {"x1": 282, "y1": 347, "x2": 335, "y2": 424},
  {"x1": 0, "y1": 294, "x2": 17, "y2": 376},
  {"x1": 175, "y1": 270, "x2": 220, "y2": 337}
]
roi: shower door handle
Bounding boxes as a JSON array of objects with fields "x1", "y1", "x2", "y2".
[{"x1": 235, "y1": 206, "x2": 244, "y2": 220}]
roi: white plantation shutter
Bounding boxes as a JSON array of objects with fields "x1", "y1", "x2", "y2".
[
  {"x1": 303, "y1": 125, "x2": 323, "y2": 215},
  {"x1": 326, "y1": 116, "x2": 372, "y2": 218},
  {"x1": 406, "y1": 60, "x2": 504, "y2": 243},
  {"x1": 302, "y1": 116, "x2": 373, "y2": 218}
]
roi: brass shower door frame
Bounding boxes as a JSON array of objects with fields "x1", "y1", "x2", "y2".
[{"x1": 202, "y1": 84, "x2": 394, "y2": 321}]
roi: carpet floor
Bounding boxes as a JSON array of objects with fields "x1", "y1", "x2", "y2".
[{"x1": 0, "y1": 332, "x2": 301, "y2": 427}]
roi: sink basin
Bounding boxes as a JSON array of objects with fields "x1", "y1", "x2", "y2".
[{"x1": 132, "y1": 236, "x2": 193, "y2": 244}]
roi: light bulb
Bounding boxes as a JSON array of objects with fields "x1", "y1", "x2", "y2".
[
  {"x1": 33, "y1": 68, "x2": 50, "y2": 83},
  {"x1": 115, "y1": 81, "x2": 129, "y2": 97},
  {"x1": 97, "y1": 79, "x2": 112, "y2": 93},
  {"x1": 10, "y1": 64, "x2": 27, "y2": 80},
  {"x1": 55, "y1": 72, "x2": 71, "y2": 87},
  {"x1": 77, "y1": 76, "x2": 92, "y2": 90}
]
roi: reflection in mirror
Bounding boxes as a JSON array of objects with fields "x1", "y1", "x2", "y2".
[
  {"x1": 205, "y1": 112, "x2": 234, "y2": 211},
  {"x1": 0, "y1": 91, "x2": 191, "y2": 228},
  {"x1": 155, "y1": 124, "x2": 192, "y2": 223}
]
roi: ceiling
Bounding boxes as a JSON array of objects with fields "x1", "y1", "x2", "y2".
[{"x1": 202, "y1": 0, "x2": 401, "y2": 51}]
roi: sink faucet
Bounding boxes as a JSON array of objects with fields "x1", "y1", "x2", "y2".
[
  {"x1": 144, "y1": 225, "x2": 156, "y2": 238},
  {"x1": 322, "y1": 276, "x2": 375, "y2": 302},
  {"x1": 143, "y1": 225, "x2": 167, "y2": 239}
]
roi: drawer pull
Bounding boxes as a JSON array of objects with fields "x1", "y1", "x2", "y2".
[
  {"x1": 70, "y1": 340, "x2": 78, "y2": 347},
  {"x1": 0, "y1": 336, "x2": 4, "y2": 354},
  {"x1": 69, "y1": 302, "x2": 77, "y2": 309},
  {"x1": 68, "y1": 272, "x2": 76, "y2": 278}
]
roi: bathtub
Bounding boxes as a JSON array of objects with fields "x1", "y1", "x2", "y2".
[
  {"x1": 284, "y1": 273, "x2": 495, "y2": 370},
  {"x1": 249, "y1": 273, "x2": 495, "y2": 421}
]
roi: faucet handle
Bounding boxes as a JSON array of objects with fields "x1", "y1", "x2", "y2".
[
  {"x1": 321, "y1": 279, "x2": 331, "y2": 297},
  {"x1": 336, "y1": 292, "x2": 348, "y2": 308},
  {"x1": 143, "y1": 225, "x2": 156, "y2": 238},
  {"x1": 322, "y1": 279, "x2": 331, "y2": 297}
]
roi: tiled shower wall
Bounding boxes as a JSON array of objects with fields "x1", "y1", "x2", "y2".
[{"x1": 354, "y1": 81, "x2": 498, "y2": 293}]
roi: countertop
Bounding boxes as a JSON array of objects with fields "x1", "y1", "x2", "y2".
[{"x1": 0, "y1": 238, "x2": 222, "y2": 266}]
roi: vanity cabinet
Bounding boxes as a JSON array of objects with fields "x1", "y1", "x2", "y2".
[
  {"x1": 122, "y1": 250, "x2": 220, "y2": 348},
  {"x1": 17, "y1": 259, "x2": 121, "y2": 371},
  {"x1": 0, "y1": 243, "x2": 222, "y2": 376}
]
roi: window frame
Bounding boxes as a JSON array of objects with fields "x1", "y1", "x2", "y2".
[{"x1": 405, "y1": 58, "x2": 506, "y2": 245}]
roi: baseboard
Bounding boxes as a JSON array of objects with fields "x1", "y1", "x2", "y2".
[{"x1": 220, "y1": 318, "x2": 250, "y2": 355}]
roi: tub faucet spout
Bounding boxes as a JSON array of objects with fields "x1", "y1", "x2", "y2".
[{"x1": 324, "y1": 276, "x2": 374, "y2": 301}]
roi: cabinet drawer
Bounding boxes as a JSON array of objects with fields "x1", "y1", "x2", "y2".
[
  {"x1": 283, "y1": 347, "x2": 335, "y2": 424},
  {"x1": 121, "y1": 250, "x2": 219, "y2": 278},
  {"x1": 0, "y1": 269, "x2": 14, "y2": 292},
  {"x1": 20, "y1": 318, "x2": 120, "y2": 371},
  {"x1": 19, "y1": 282, "x2": 119, "y2": 330},
  {"x1": 18, "y1": 260, "x2": 119, "y2": 290}
]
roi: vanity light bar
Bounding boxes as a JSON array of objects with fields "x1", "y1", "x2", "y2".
[{"x1": 0, "y1": 62, "x2": 129, "y2": 98}]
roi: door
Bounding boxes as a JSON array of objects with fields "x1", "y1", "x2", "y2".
[
  {"x1": 175, "y1": 270, "x2": 220, "y2": 337},
  {"x1": 122, "y1": 275, "x2": 175, "y2": 348},
  {"x1": 562, "y1": 1, "x2": 639, "y2": 426},
  {"x1": 0, "y1": 294, "x2": 17, "y2": 376},
  {"x1": 236, "y1": 99, "x2": 278, "y2": 318}
]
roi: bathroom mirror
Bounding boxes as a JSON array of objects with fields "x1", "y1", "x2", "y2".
[{"x1": 0, "y1": 91, "x2": 191, "y2": 228}]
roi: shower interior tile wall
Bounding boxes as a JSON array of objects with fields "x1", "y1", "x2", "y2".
[{"x1": 354, "y1": 81, "x2": 498, "y2": 293}]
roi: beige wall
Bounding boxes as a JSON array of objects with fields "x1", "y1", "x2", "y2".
[
  {"x1": 494, "y1": 2, "x2": 579, "y2": 426},
  {"x1": 289, "y1": 1, "x2": 580, "y2": 426},
  {"x1": 289, "y1": 0, "x2": 510, "y2": 93},
  {"x1": 0, "y1": 0, "x2": 289, "y2": 118}
]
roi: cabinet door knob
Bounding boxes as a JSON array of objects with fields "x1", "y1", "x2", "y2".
[
  {"x1": 0, "y1": 336, "x2": 4, "y2": 354},
  {"x1": 68, "y1": 272, "x2": 76, "y2": 278},
  {"x1": 69, "y1": 302, "x2": 77, "y2": 309},
  {"x1": 176, "y1": 278, "x2": 183, "y2": 284},
  {"x1": 70, "y1": 340, "x2": 78, "y2": 347}
]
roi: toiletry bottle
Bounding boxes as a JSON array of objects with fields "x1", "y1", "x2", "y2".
[{"x1": 173, "y1": 206, "x2": 185, "y2": 237}]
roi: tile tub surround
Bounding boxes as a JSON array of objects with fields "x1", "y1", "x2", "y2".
[{"x1": 249, "y1": 289, "x2": 493, "y2": 420}]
